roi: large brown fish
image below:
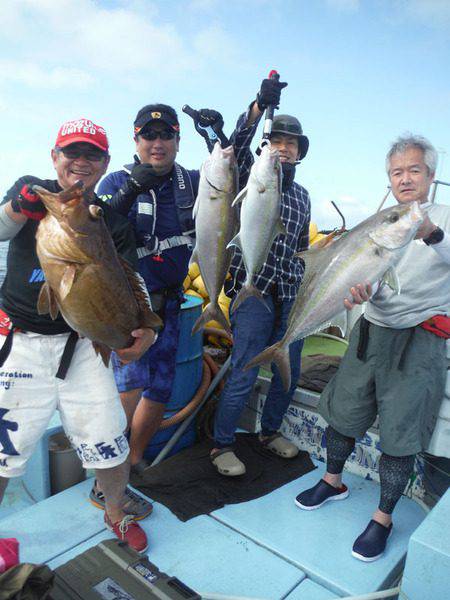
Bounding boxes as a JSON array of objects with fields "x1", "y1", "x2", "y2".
[{"x1": 34, "y1": 181, "x2": 162, "y2": 363}]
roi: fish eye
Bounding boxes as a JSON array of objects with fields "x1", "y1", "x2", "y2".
[
  {"x1": 88, "y1": 205, "x2": 103, "y2": 219},
  {"x1": 388, "y1": 214, "x2": 399, "y2": 223}
]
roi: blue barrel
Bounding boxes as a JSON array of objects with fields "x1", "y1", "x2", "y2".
[{"x1": 143, "y1": 294, "x2": 204, "y2": 460}]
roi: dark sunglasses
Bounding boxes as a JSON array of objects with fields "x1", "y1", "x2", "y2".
[
  {"x1": 139, "y1": 129, "x2": 176, "y2": 141},
  {"x1": 58, "y1": 146, "x2": 107, "y2": 162}
]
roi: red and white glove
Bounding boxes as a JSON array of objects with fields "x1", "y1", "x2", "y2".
[{"x1": 11, "y1": 185, "x2": 46, "y2": 220}]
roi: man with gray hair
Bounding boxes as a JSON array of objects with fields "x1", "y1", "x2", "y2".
[{"x1": 295, "y1": 134, "x2": 450, "y2": 561}]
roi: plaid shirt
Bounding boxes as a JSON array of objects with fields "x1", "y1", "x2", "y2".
[{"x1": 226, "y1": 110, "x2": 311, "y2": 301}]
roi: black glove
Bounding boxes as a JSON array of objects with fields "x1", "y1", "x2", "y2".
[
  {"x1": 194, "y1": 109, "x2": 228, "y2": 152},
  {"x1": 196, "y1": 109, "x2": 224, "y2": 131},
  {"x1": 281, "y1": 162, "x2": 296, "y2": 192},
  {"x1": 129, "y1": 164, "x2": 168, "y2": 192},
  {"x1": 108, "y1": 165, "x2": 170, "y2": 216},
  {"x1": 256, "y1": 78, "x2": 288, "y2": 111},
  {"x1": 11, "y1": 184, "x2": 46, "y2": 220}
]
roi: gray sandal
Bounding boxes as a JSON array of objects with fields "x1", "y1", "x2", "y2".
[
  {"x1": 259, "y1": 433, "x2": 299, "y2": 458},
  {"x1": 211, "y1": 448, "x2": 246, "y2": 476}
]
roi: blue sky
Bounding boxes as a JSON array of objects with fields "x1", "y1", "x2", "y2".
[{"x1": 1, "y1": 0, "x2": 450, "y2": 228}]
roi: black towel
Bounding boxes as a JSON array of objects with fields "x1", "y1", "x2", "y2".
[{"x1": 131, "y1": 433, "x2": 316, "y2": 521}]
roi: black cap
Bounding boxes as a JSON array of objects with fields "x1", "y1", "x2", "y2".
[
  {"x1": 271, "y1": 114, "x2": 309, "y2": 160},
  {"x1": 134, "y1": 103, "x2": 180, "y2": 135}
]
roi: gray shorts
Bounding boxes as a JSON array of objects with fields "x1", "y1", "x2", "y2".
[{"x1": 319, "y1": 317, "x2": 446, "y2": 456}]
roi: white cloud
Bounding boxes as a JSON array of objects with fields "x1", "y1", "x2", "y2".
[
  {"x1": 0, "y1": 61, "x2": 94, "y2": 89},
  {"x1": 0, "y1": 0, "x2": 238, "y2": 86}
]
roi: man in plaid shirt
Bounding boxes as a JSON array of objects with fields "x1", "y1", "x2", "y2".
[{"x1": 212, "y1": 77, "x2": 311, "y2": 476}]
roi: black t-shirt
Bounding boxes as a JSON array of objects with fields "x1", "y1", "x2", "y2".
[{"x1": 0, "y1": 176, "x2": 138, "y2": 334}]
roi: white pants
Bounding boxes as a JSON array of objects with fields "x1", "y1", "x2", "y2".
[{"x1": 0, "y1": 331, "x2": 129, "y2": 477}]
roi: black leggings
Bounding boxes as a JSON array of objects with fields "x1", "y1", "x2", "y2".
[{"x1": 326, "y1": 426, "x2": 415, "y2": 515}]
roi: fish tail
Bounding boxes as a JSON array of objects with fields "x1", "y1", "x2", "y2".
[
  {"x1": 191, "y1": 302, "x2": 231, "y2": 335},
  {"x1": 92, "y1": 342, "x2": 111, "y2": 367},
  {"x1": 230, "y1": 284, "x2": 270, "y2": 314},
  {"x1": 244, "y1": 342, "x2": 291, "y2": 391}
]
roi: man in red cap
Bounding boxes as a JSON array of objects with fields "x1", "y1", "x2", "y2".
[{"x1": 0, "y1": 118, "x2": 157, "y2": 554}]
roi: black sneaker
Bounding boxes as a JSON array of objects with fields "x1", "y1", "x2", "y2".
[
  {"x1": 295, "y1": 479, "x2": 349, "y2": 510},
  {"x1": 352, "y1": 519, "x2": 393, "y2": 562}
]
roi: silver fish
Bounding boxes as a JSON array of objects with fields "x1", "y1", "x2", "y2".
[
  {"x1": 245, "y1": 201, "x2": 424, "y2": 390},
  {"x1": 228, "y1": 143, "x2": 284, "y2": 312},
  {"x1": 191, "y1": 143, "x2": 238, "y2": 334}
]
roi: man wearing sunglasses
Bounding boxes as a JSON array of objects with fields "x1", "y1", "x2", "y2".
[
  {"x1": 97, "y1": 103, "x2": 237, "y2": 480},
  {"x1": 0, "y1": 118, "x2": 158, "y2": 554}
]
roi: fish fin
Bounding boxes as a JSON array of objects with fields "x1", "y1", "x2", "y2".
[
  {"x1": 252, "y1": 173, "x2": 266, "y2": 194},
  {"x1": 92, "y1": 341, "x2": 111, "y2": 367},
  {"x1": 245, "y1": 341, "x2": 291, "y2": 391},
  {"x1": 189, "y1": 247, "x2": 199, "y2": 266},
  {"x1": 295, "y1": 246, "x2": 331, "y2": 292},
  {"x1": 227, "y1": 233, "x2": 242, "y2": 251},
  {"x1": 381, "y1": 267, "x2": 401, "y2": 294},
  {"x1": 192, "y1": 195, "x2": 200, "y2": 219},
  {"x1": 231, "y1": 284, "x2": 270, "y2": 314},
  {"x1": 37, "y1": 282, "x2": 59, "y2": 320},
  {"x1": 118, "y1": 257, "x2": 164, "y2": 330},
  {"x1": 312, "y1": 229, "x2": 342, "y2": 249},
  {"x1": 327, "y1": 311, "x2": 348, "y2": 337},
  {"x1": 191, "y1": 302, "x2": 231, "y2": 336},
  {"x1": 59, "y1": 265, "x2": 77, "y2": 301},
  {"x1": 37, "y1": 282, "x2": 50, "y2": 315},
  {"x1": 231, "y1": 187, "x2": 247, "y2": 207}
]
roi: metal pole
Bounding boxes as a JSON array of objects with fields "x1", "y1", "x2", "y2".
[
  {"x1": 377, "y1": 187, "x2": 391, "y2": 212},
  {"x1": 151, "y1": 356, "x2": 232, "y2": 466}
]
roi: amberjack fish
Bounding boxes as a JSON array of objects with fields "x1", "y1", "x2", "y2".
[
  {"x1": 191, "y1": 143, "x2": 238, "y2": 334},
  {"x1": 228, "y1": 143, "x2": 284, "y2": 312},
  {"x1": 245, "y1": 201, "x2": 424, "y2": 390},
  {"x1": 34, "y1": 181, "x2": 162, "y2": 364}
]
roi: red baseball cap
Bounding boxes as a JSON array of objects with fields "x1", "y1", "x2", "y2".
[{"x1": 55, "y1": 118, "x2": 109, "y2": 152}]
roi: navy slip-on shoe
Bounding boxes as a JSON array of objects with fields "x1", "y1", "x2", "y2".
[
  {"x1": 352, "y1": 519, "x2": 393, "y2": 562},
  {"x1": 294, "y1": 479, "x2": 349, "y2": 510}
]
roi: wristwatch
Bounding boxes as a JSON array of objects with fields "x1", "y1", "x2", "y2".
[{"x1": 423, "y1": 226, "x2": 444, "y2": 246}]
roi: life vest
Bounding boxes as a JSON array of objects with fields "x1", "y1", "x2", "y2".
[{"x1": 123, "y1": 160, "x2": 197, "y2": 258}]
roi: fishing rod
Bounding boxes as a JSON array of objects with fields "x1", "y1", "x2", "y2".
[{"x1": 256, "y1": 69, "x2": 280, "y2": 155}]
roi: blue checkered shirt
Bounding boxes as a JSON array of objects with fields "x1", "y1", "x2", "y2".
[{"x1": 226, "y1": 110, "x2": 311, "y2": 301}]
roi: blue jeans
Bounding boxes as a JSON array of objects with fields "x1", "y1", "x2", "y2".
[{"x1": 214, "y1": 295, "x2": 303, "y2": 447}]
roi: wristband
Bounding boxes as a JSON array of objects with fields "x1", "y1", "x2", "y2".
[{"x1": 423, "y1": 226, "x2": 444, "y2": 246}]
